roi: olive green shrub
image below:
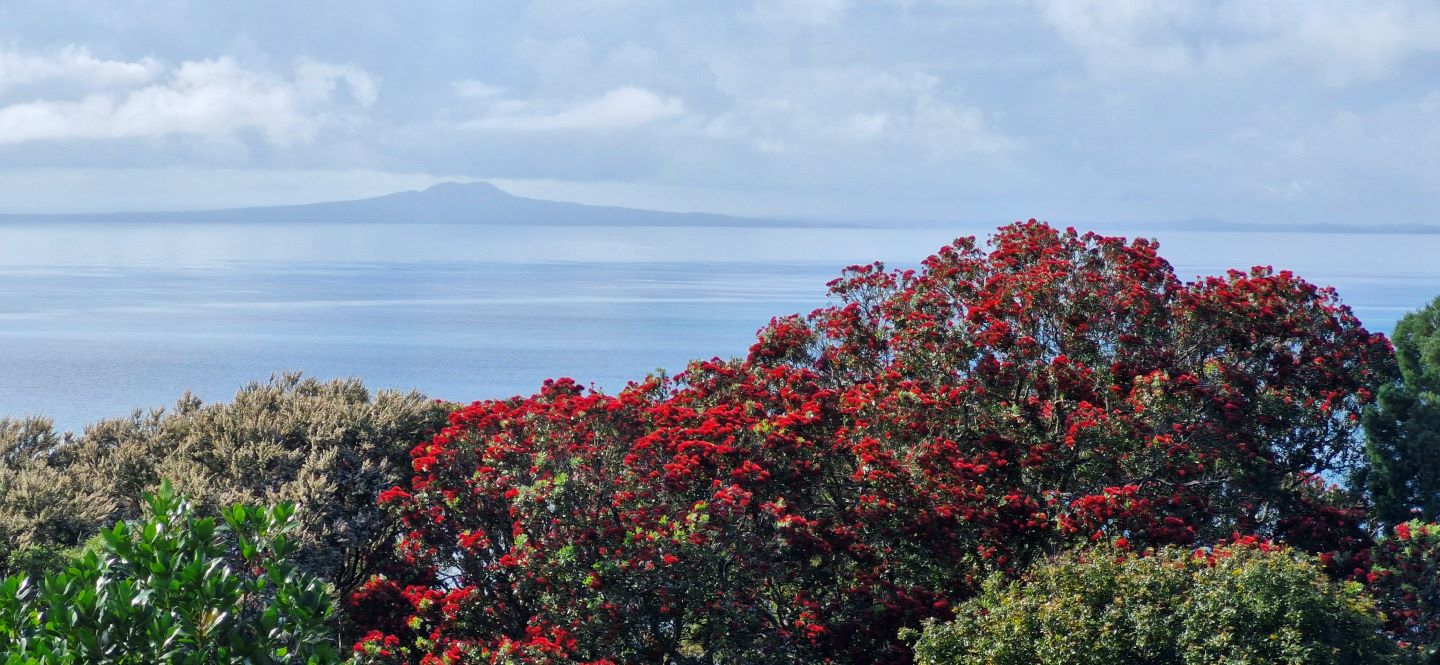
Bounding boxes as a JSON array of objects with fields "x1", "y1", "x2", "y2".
[
  {"x1": 0, "y1": 416, "x2": 112, "y2": 575},
  {"x1": 0, "y1": 373, "x2": 449, "y2": 600},
  {"x1": 912, "y1": 543, "x2": 1402, "y2": 665}
]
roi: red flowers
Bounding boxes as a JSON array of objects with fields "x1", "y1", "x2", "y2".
[
  {"x1": 1370, "y1": 521, "x2": 1440, "y2": 652},
  {"x1": 377, "y1": 487, "x2": 412, "y2": 506},
  {"x1": 351, "y1": 221, "x2": 1389, "y2": 664}
]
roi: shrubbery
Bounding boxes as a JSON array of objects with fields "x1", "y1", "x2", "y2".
[
  {"x1": 911, "y1": 542, "x2": 1400, "y2": 665},
  {"x1": 1371, "y1": 520, "x2": 1440, "y2": 659},
  {"x1": 0, "y1": 373, "x2": 449, "y2": 600},
  {"x1": 0, "y1": 483, "x2": 340, "y2": 663},
  {"x1": 0, "y1": 416, "x2": 112, "y2": 577}
]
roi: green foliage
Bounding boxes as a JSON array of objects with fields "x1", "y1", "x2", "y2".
[
  {"x1": 1394, "y1": 296, "x2": 1440, "y2": 394},
  {"x1": 1370, "y1": 521, "x2": 1440, "y2": 660},
  {"x1": 0, "y1": 482, "x2": 340, "y2": 663},
  {"x1": 1365, "y1": 296, "x2": 1440, "y2": 526},
  {"x1": 912, "y1": 543, "x2": 1402, "y2": 665},
  {"x1": 2, "y1": 541, "x2": 82, "y2": 581},
  {"x1": 0, "y1": 373, "x2": 448, "y2": 599}
]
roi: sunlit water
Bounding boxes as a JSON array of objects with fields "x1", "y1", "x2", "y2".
[{"x1": 1, "y1": 221, "x2": 1436, "y2": 432}]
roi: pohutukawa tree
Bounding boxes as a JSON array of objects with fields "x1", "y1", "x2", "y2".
[
  {"x1": 353, "y1": 221, "x2": 1392, "y2": 664},
  {"x1": 1369, "y1": 520, "x2": 1440, "y2": 657}
]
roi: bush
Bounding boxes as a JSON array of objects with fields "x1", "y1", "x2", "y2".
[
  {"x1": 1370, "y1": 521, "x2": 1440, "y2": 659},
  {"x1": 912, "y1": 542, "x2": 1401, "y2": 665},
  {"x1": 0, "y1": 373, "x2": 449, "y2": 603},
  {"x1": 0, "y1": 416, "x2": 113, "y2": 571},
  {"x1": 356, "y1": 222, "x2": 1390, "y2": 663},
  {"x1": 0, "y1": 482, "x2": 340, "y2": 663}
]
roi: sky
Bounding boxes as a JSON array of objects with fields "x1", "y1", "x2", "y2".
[{"x1": 0, "y1": 0, "x2": 1438, "y2": 225}]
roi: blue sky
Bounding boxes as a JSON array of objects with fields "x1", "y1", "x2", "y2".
[{"x1": 1, "y1": 0, "x2": 1438, "y2": 224}]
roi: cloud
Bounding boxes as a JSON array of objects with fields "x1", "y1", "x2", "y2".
[
  {"x1": 0, "y1": 52, "x2": 378, "y2": 146},
  {"x1": 452, "y1": 79, "x2": 504, "y2": 99},
  {"x1": 699, "y1": 63, "x2": 1013, "y2": 159},
  {"x1": 747, "y1": 0, "x2": 855, "y2": 26},
  {"x1": 0, "y1": 45, "x2": 162, "y2": 93},
  {"x1": 294, "y1": 59, "x2": 379, "y2": 107},
  {"x1": 462, "y1": 86, "x2": 687, "y2": 131},
  {"x1": 1, "y1": 2, "x2": 1436, "y2": 225},
  {"x1": 1039, "y1": 0, "x2": 1196, "y2": 75},
  {"x1": 1220, "y1": 1, "x2": 1440, "y2": 83},
  {"x1": 1041, "y1": 0, "x2": 1440, "y2": 83},
  {"x1": 1423, "y1": 89, "x2": 1440, "y2": 115}
]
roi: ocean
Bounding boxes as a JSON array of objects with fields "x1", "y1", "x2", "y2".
[{"x1": 1, "y1": 221, "x2": 1436, "y2": 432}]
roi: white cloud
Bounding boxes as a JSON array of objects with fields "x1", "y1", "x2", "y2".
[
  {"x1": 909, "y1": 94, "x2": 1014, "y2": 156},
  {"x1": 462, "y1": 86, "x2": 687, "y2": 131},
  {"x1": 1, "y1": 3, "x2": 1436, "y2": 225},
  {"x1": 295, "y1": 59, "x2": 379, "y2": 107},
  {"x1": 1422, "y1": 90, "x2": 1440, "y2": 115},
  {"x1": 748, "y1": 0, "x2": 855, "y2": 26},
  {"x1": 700, "y1": 62, "x2": 1013, "y2": 158},
  {"x1": 0, "y1": 45, "x2": 162, "y2": 93},
  {"x1": 1216, "y1": 1, "x2": 1440, "y2": 84},
  {"x1": 452, "y1": 79, "x2": 504, "y2": 99},
  {"x1": 1039, "y1": 0, "x2": 1195, "y2": 75},
  {"x1": 1041, "y1": 0, "x2": 1440, "y2": 83},
  {"x1": 845, "y1": 113, "x2": 889, "y2": 140},
  {"x1": 0, "y1": 54, "x2": 378, "y2": 146}
]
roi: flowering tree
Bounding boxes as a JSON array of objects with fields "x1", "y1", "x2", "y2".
[
  {"x1": 1369, "y1": 520, "x2": 1440, "y2": 658},
  {"x1": 354, "y1": 222, "x2": 1391, "y2": 664}
]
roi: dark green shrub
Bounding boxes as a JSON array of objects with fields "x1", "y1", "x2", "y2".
[
  {"x1": 0, "y1": 482, "x2": 340, "y2": 663},
  {"x1": 912, "y1": 542, "x2": 1401, "y2": 665},
  {"x1": 1364, "y1": 295, "x2": 1440, "y2": 527},
  {"x1": 2, "y1": 541, "x2": 82, "y2": 581}
]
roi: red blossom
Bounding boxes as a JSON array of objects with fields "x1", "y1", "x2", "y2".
[{"x1": 352, "y1": 221, "x2": 1389, "y2": 664}]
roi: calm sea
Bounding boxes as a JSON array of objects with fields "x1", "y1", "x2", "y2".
[{"x1": 1, "y1": 221, "x2": 1436, "y2": 432}]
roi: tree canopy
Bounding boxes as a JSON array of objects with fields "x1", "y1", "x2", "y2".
[
  {"x1": 1365, "y1": 296, "x2": 1440, "y2": 526},
  {"x1": 352, "y1": 221, "x2": 1392, "y2": 664}
]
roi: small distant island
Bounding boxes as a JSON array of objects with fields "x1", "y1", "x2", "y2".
[{"x1": 4, "y1": 181, "x2": 1439, "y2": 234}]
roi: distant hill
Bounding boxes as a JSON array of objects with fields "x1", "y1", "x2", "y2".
[
  {"x1": 0, "y1": 181, "x2": 846, "y2": 228},
  {"x1": 6, "y1": 183, "x2": 1438, "y2": 234}
]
